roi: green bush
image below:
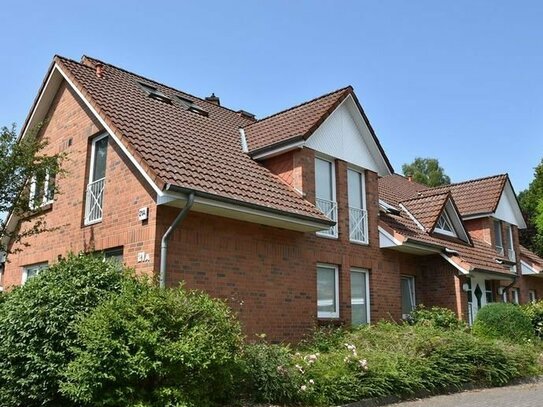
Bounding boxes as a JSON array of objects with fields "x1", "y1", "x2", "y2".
[
  {"x1": 521, "y1": 300, "x2": 543, "y2": 338},
  {"x1": 472, "y1": 303, "x2": 535, "y2": 343},
  {"x1": 409, "y1": 305, "x2": 466, "y2": 330},
  {"x1": 61, "y1": 280, "x2": 244, "y2": 407},
  {"x1": 0, "y1": 254, "x2": 129, "y2": 407}
]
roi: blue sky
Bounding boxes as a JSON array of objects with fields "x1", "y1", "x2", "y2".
[{"x1": 1, "y1": 0, "x2": 542, "y2": 191}]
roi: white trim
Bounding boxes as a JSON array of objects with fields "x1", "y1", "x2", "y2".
[
  {"x1": 55, "y1": 64, "x2": 164, "y2": 197},
  {"x1": 379, "y1": 199, "x2": 400, "y2": 214},
  {"x1": 317, "y1": 263, "x2": 340, "y2": 319},
  {"x1": 399, "y1": 203, "x2": 426, "y2": 232},
  {"x1": 434, "y1": 211, "x2": 457, "y2": 237},
  {"x1": 401, "y1": 275, "x2": 416, "y2": 318},
  {"x1": 22, "y1": 262, "x2": 48, "y2": 284},
  {"x1": 350, "y1": 268, "x2": 370, "y2": 324},
  {"x1": 521, "y1": 259, "x2": 541, "y2": 276},
  {"x1": 348, "y1": 168, "x2": 368, "y2": 244},
  {"x1": 251, "y1": 139, "x2": 305, "y2": 160},
  {"x1": 315, "y1": 155, "x2": 338, "y2": 238},
  {"x1": 529, "y1": 289, "x2": 537, "y2": 303},
  {"x1": 440, "y1": 253, "x2": 470, "y2": 275},
  {"x1": 88, "y1": 133, "x2": 108, "y2": 182},
  {"x1": 378, "y1": 226, "x2": 404, "y2": 247}
]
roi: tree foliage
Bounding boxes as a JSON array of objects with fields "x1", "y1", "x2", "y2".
[
  {"x1": 518, "y1": 158, "x2": 543, "y2": 256},
  {"x1": 0, "y1": 124, "x2": 64, "y2": 254},
  {"x1": 0, "y1": 254, "x2": 129, "y2": 407},
  {"x1": 401, "y1": 157, "x2": 451, "y2": 187}
]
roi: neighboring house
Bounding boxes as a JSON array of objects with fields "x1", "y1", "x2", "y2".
[{"x1": 3, "y1": 55, "x2": 543, "y2": 341}]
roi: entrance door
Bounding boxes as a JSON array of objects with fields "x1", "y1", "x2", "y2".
[{"x1": 468, "y1": 273, "x2": 489, "y2": 324}]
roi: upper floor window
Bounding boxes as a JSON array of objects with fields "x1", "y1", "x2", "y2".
[
  {"x1": 435, "y1": 212, "x2": 456, "y2": 237},
  {"x1": 348, "y1": 169, "x2": 368, "y2": 244},
  {"x1": 85, "y1": 134, "x2": 108, "y2": 225},
  {"x1": 494, "y1": 220, "x2": 504, "y2": 256},
  {"x1": 29, "y1": 168, "x2": 55, "y2": 210},
  {"x1": 22, "y1": 262, "x2": 48, "y2": 284},
  {"x1": 315, "y1": 157, "x2": 337, "y2": 238},
  {"x1": 505, "y1": 224, "x2": 515, "y2": 262}
]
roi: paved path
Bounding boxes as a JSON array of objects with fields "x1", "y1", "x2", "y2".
[{"x1": 388, "y1": 381, "x2": 543, "y2": 407}]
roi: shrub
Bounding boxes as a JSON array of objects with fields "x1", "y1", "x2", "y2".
[
  {"x1": 61, "y1": 280, "x2": 244, "y2": 407},
  {"x1": 0, "y1": 254, "x2": 129, "y2": 407},
  {"x1": 472, "y1": 303, "x2": 535, "y2": 343},
  {"x1": 521, "y1": 300, "x2": 543, "y2": 338},
  {"x1": 409, "y1": 305, "x2": 465, "y2": 330}
]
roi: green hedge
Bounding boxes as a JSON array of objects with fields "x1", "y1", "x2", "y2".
[
  {"x1": 472, "y1": 303, "x2": 535, "y2": 343},
  {"x1": 521, "y1": 300, "x2": 543, "y2": 338}
]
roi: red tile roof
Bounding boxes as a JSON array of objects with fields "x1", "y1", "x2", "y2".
[
  {"x1": 378, "y1": 174, "x2": 427, "y2": 207},
  {"x1": 244, "y1": 87, "x2": 352, "y2": 153},
  {"x1": 55, "y1": 55, "x2": 330, "y2": 223},
  {"x1": 400, "y1": 192, "x2": 450, "y2": 231},
  {"x1": 520, "y1": 245, "x2": 543, "y2": 272}
]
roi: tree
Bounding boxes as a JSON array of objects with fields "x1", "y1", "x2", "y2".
[
  {"x1": 401, "y1": 157, "x2": 451, "y2": 187},
  {"x1": 0, "y1": 124, "x2": 63, "y2": 255},
  {"x1": 518, "y1": 159, "x2": 543, "y2": 256}
]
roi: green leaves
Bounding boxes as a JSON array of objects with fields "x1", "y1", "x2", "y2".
[
  {"x1": 402, "y1": 157, "x2": 451, "y2": 187},
  {"x1": 518, "y1": 158, "x2": 543, "y2": 256}
]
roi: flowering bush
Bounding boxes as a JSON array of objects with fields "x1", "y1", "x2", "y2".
[
  {"x1": 521, "y1": 300, "x2": 543, "y2": 338},
  {"x1": 408, "y1": 305, "x2": 466, "y2": 330}
]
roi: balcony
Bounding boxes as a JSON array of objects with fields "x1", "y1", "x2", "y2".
[
  {"x1": 349, "y1": 207, "x2": 368, "y2": 244},
  {"x1": 85, "y1": 178, "x2": 105, "y2": 225},
  {"x1": 507, "y1": 248, "x2": 516, "y2": 262},
  {"x1": 316, "y1": 198, "x2": 337, "y2": 237}
]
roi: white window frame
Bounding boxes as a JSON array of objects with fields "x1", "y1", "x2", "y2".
[
  {"x1": 511, "y1": 287, "x2": 520, "y2": 305},
  {"x1": 22, "y1": 262, "x2": 48, "y2": 284},
  {"x1": 350, "y1": 268, "x2": 370, "y2": 325},
  {"x1": 85, "y1": 133, "x2": 108, "y2": 225},
  {"x1": 347, "y1": 168, "x2": 369, "y2": 244},
  {"x1": 315, "y1": 156, "x2": 338, "y2": 238},
  {"x1": 529, "y1": 289, "x2": 537, "y2": 303},
  {"x1": 401, "y1": 275, "x2": 416, "y2": 319},
  {"x1": 505, "y1": 224, "x2": 515, "y2": 262},
  {"x1": 317, "y1": 263, "x2": 339, "y2": 319},
  {"x1": 501, "y1": 288, "x2": 508, "y2": 303},
  {"x1": 29, "y1": 169, "x2": 55, "y2": 210},
  {"x1": 494, "y1": 219, "x2": 504, "y2": 256},
  {"x1": 435, "y1": 211, "x2": 457, "y2": 237}
]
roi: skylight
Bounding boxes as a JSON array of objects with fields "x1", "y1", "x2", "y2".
[
  {"x1": 139, "y1": 82, "x2": 171, "y2": 104},
  {"x1": 175, "y1": 95, "x2": 209, "y2": 117}
]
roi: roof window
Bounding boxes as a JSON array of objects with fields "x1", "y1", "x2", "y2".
[
  {"x1": 435, "y1": 212, "x2": 456, "y2": 237},
  {"x1": 139, "y1": 82, "x2": 171, "y2": 104},
  {"x1": 175, "y1": 95, "x2": 209, "y2": 117}
]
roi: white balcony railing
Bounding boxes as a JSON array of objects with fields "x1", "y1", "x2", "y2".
[
  {"x1": 85, "y1": 178, "x2": 105, "y2": 225},
  {"x1": 507, "y1": 248, "x2": 516, "y2": 262},
  {"x1": 496, "y1": 245, "x2": 504, "y2": 256},
  {"x1": 349, "y1": 207, "x2": 368, "y2": 243},
  {"x1": 316, "y1": 198, "x2": 338, "y2": 237}
]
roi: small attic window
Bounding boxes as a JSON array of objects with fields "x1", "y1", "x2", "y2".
[
  {"x1": 175, "y1": 95, "x2": 209, "y2": 117},
  {"x1": 139, "y1": 82, "x2": 171, "y2": 104},
  {"x1": 435, "y1": 212, "x2": 456, "y2": 237}
]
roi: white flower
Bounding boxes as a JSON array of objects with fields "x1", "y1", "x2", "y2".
[
  {"x1": 295, "y1": 364, "x2": 305, "y2": 374},
  {"x1": 309, "y1": 379, "x2": 315, "y2": 385},
  {"x1": 305, "y1": 354, "x2": 318, "y2": 364},
  {"x1": 300, "y1": 385, "x2": 307, "y2": 391},
  {"x1": 359, "y1": 359, "x2": 368, "y2": 370}
]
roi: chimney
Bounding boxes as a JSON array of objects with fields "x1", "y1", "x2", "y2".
[
  {"x1": 407, "y1": 175, "x2": 413, "y2": 182},
  {"x1": 95, "y1": 63, "x2": 105, "y2": 78},
  {"x1": 205, "y1": 93, "x2": 220, "y2": 106}
]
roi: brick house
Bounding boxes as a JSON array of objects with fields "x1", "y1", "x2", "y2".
[{"x1": 2, "y1": 55, "x2": 543, "y2": 341}]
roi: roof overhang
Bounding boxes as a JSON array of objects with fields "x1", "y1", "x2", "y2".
[
  {"x1": 379, "y1": 226, "x2": 442, "y2": 255},
  {"x1": 160, "y1": 186, "x2": 334, "y2": 233},
  {"x1": 521, "y1": 259, "x2": 543, "y2": 277}
]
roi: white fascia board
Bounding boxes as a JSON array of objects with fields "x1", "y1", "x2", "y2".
[
  {"x1": 398, "y1": 204, "x2": 426, "y2": 232},
  {"x1": 443, "y1": 199, "x2": 470, "y2": 242},
  {"x1": 378, "y1": 226, "x2": 403, "y2": 247},
  {"x1": 55, "y1": 64, "x2": 164, "y2": 197},
  {"x1": 493, "y1": 180, "x2": 527, "y2": 228},
  {"x1": 521, "y1": 260, "x2": 541, "y2": 276},
  {"x1": 159, "y1": 190, "x2": 331, "y2": 232},
  {"x1": 440, "y1": 253, "x2": 470, "y2": 275},
  {"x1": 252, "y1": 140, "x2": 305, "y2": 160}
]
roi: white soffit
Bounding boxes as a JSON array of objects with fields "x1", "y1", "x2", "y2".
[
  {"x1": 305, "y1": 95, "x2": 391, "y2": 176},
  {"x1": 494, "y1": 180, "x2": 526, "y2": 228}
]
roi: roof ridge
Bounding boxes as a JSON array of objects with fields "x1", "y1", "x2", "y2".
[
  {"x1": 421, "y1": 173, "x2": 508, "y2": 192},
  {"x1": 74, "y1": 55, "x2": 253, "y2": 118},
  {"x1": 400, "y1": 190, "x2": 450, "y2": 203},
  {"x1": 245, "y1": 85, "x2": 353, "y2": 127}
]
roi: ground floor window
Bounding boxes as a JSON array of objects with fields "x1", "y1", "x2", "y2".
[
  {"x1": 317, "y1": 264, "x2": 339, "y2": 318},
  {"x1": 350, "y1": 268, "x2": 370, "y2": 325},
  {"x1": 103, "y1": 247, "x2": 124, "y2": 263},
  {"x1": 401, "y1": 275, "x2": 416, "y2": 318},
  {"x1": 485, "y1": 280, "x2": 494, "y2": 303},
  {"x1": 529, "y1": 290, "x2": 537, "y2": 303},
  {"x1": 501, "y1": 287, "x2": 508, "y2": 303},
  {"x1": 511, "y1": 288, "x2": 520, "y2": 304},
  {"x1": 22, "y1": 262, "x2": 48, "y2": 284}
]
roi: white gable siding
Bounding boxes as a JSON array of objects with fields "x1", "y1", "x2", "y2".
[
  {"x1": 305, "y1": 96, "x2": 390, "y2": 176},
  {"x1": 494, "y1": 181, "x2": 527, "y2": 228}
]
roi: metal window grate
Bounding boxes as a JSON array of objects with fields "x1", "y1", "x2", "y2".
[
  {"x1": 316, "y1": 198, "x2": 337, "y2": 237},
  {"x1": 349, "y1": 207, "x2": 368, "y2": 243},
  {"x1": 85, "y1": 178, "x2": 105, "y2": 224}
]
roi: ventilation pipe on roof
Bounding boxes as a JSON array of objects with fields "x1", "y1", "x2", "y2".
[
  {"x1": 159, "y1": 191, "x2": 195, "y2": 289},
  {"x1": 95, "y1": 63, "x2": 105, "y2": 78},
  {"x1": 205, "y1": 93, "x2": 220, "y2": 106}
]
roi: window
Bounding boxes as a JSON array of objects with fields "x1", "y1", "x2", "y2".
[
  {"x1": 485, "y1": 280, "x2": 494, "y2": 304},
  {"x1": 511, "y1": 288, "x2": 520, "y2": 305},
  {"x1": 29, "y1": 168, "x2": 55, "y2": 209},
  {"x1": 0, "y1": 262, "x2": 4, "y2": 291},
  {"x1": 351, "y1": 268, "x2": 370, "y2": 325},
  {"x1": 435, "y1": 212, "x2": 456, "y2": 237},
  {"x1": 85, "y1": 134, "x2": 108, "y2": 225},
  {"x1": 501, "y1": 288, "x2": 508, "y2": 303},
  {"x1": 104, "y1": 247, "x2": 124, "y2": 263},
  {"x1": 315, "y1": 157, "x2": 337, "y2": 237},
  {"x1": 22, "y1": 262, "x2": 48, "y2": 284},
  {"x1": 529, "y1": 290, "x2": 537, "y2": 303},
  {"x1": 401, "y1": 276, "x2": 416, "y2": 318},
  {"x1": 139, "y1": 82, "x2": 171, "y2": 103},
  {"x1": 494, "y1": 220, "x2": 504, "y2": 255},
  {"x1": 348, "y1": 169, "x2": 368, "y2": 243},
  {"x1": 317, "y1": 264, "x2": 339, "y2": 318},
  {"x1": 505, "y1": 224, "x2": 515, "y2": 261}
]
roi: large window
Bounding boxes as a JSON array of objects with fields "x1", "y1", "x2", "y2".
[
  {"x1": 348, "y1": 169, "x2": 368, "y2": 244},
  {"x1": 85, "y1": 134, "x2": 108, "y2": 225},
  {"x1": 317, "y1": 264, "x2": 339, "y2": 318},
  {"x1": 401, "y1": 276, "x2": 416, "y2": 318},
  {"x1": 22, "y1": 262, "x2": 48, "y2": 284},
  {"x1": 351, "y1": 268, "x2": 370, "y2": 325},
  {"x1": 505, "y1": 224, "x2": 515, "y2": 261},
  {"x1": 494, "y1": 220, "x2": 504, "y2": 256},
  {"x1": 315, "y1": 157, "x2": 337, "y2": 237}
]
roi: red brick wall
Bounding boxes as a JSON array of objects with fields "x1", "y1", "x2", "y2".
[{"x1": 4, "y1": 82, "x2": 158, "y2": 287}]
